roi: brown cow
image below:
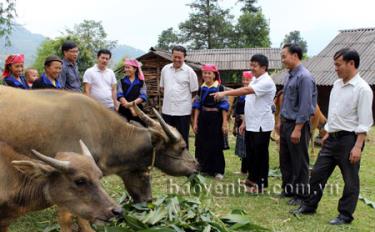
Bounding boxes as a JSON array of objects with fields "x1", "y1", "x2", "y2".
[
  {"x1": 0, "y1": 86, "x2": 197, "y2": 231},
  {"x1": 272, "y1": 91, "x2": 327, "y2": 154},
  {"x1": 0, "y1": 140, "x2": 122, "y2": 232}
]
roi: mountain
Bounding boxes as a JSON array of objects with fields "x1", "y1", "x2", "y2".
[{"x1": 0, "y1": 24, "x2": 145, "y2": 70}]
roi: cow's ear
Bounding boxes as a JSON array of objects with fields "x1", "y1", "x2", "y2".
[{"x1": 12, "y1": 160, "x2": 57, "y2": 180}]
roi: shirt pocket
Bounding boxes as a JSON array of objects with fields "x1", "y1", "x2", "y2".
[{"x1": 286, "y1": 85, "x2": 299, "y2": 111}]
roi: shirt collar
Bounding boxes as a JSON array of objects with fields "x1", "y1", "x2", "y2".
[
  {"x1": 253, "y1": 72, "x2": 269, "y2": 82},
  {"x1": 289, "y1": 64, "x2": 303, "y2": 77},
  {"x1": 202, "y1": 80, "x2": 219, "y2": 88},
  {"x1": 339, "y1": 73, "x2": 361, "y2": 87},
  {"x1": 170, "y1": 62, "x2": 187, "y2": 71},
  {"x1": 63, "y1": 58, "x2": 76, "y2": 67},
  {"x1": 94, "y1": 64, "x2": 107, "y2": 72}
]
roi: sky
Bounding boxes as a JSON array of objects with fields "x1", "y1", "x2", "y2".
[{"x1": 14, "y1": 0, "x2": 375, "y2": 56}]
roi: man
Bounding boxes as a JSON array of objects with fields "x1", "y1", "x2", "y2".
[
  {"x1": 32, "y1": 55, "x2": 63, "y2": 89},
  {"x1": 160, "y1": 45, "x2": 199, "y2": 148},
  {"x1": 83, "y1": 49, "x2": 118, "y2": 110},
  {"x1": 213, "y1": 54, "x2": 276, "y2": 192},
  {"x1": 292, "y1": 48, "x2": 373, "y2": 225},
  {"x1": 59, "y1": 41, "x2": 81, "y2": 92},
  {"x1": 277, "y1": 44, "x2": 317, "y2": 204}
]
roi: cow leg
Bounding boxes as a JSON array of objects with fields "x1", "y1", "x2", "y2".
[
  {"x1": 57, "y1": 208, "x2": 73, "y2": 232},
  {"x1": 120, "y1": 171, "x2": 152, "y2": 203},
  {"x1": 77, "y1": 218, "x2": 95, "y2": 232}
]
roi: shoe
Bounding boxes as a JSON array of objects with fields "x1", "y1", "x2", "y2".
[
  {"x1": 290, "y1": 205, "x2": 316, "y2": 215},
  {"x1": 288, "y1": 197, "x2": 303, "y2": 206},
  {"x1": 214, "y1": 174, "x2": 224, "y2": 180},
  {"x1": 329, "y1": 215, "x2": 352, "y2": 225}
]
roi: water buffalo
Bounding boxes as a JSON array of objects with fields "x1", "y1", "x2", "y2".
[
  {"x1": 0, "y1": 86, "x2": 198, "y2": 227},
  {"x1": 0, "y1": 140, "x2": 122, "y2": 232}
]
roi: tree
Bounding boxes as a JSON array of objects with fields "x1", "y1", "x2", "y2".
[
  {"x1": 156, "y1": 27, "x2": 180, "y2": 51},
  {"x1": 33, "y1": 20, "x2": 117, "y2": 73},
  {"x1": 178, "y1": 0, "x2": 234, "y2": 49},
  {"x1": 0, "y1": 0, "x2": 17, "y2": 46},
  {"x1": 281, "y1": 30, "x2": 308, "y2": 54},
  {"x1": 233, "y1": 10, "x2": 270, "y2": 48},
  {"x1": 237, "y1": 0, "x2": 259, "y2": 13}
]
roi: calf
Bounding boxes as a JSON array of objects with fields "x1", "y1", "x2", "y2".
[{"x1": 0, "y1": 141, "x2": 122, "y2": 232}]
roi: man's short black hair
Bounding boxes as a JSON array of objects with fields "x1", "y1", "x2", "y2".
[
  {"x1": 250, "y1": 54, "x2": 269, "y2": 71},
  {"x1": 172, "y1": 45, "x2": 187, "y2": 57},
  {"x1": 61, "y1": 41, "x2": 77, "y2": 53},
  {"x1": 334, "y1": 48, "x2": 360, "y2": 69},
  {"x1": 283, "y1": 43, "x2": 303, "y2": 60},
  {"x1": 97, "y1": 49, "x2": 112, "y2": 58}
]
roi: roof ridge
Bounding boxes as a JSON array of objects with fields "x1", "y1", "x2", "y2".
[{"x1": 339, "y1": 27, "x2": 375, "y2": 33}]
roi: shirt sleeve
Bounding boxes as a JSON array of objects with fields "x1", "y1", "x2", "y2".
[
  {"x1": 252, "y1": 79, "x2": 275, "y2": 97},
  {"x1": 160, "y1": 66, "x2": 165, "y2": 88},
  {"x1": 58, "y1": 68, "x2": 67, "y2": 88},
  {"x1": 296, "y1": 76, "x2": 315, "y2": 124},
  {"x1": 117, "y1": 79, "x2": 124, "y2": 100},
  {"x1": 82, "y1": 70, "x2": 92, "y2": 84},
  {"x1": 139, "y1": 82, "x2": 148, "y2": 102},
  {"x1": 189, "y1": 69, "x2": 199, "y2": 92},
  {"x1": 111, "y1": 71, "x2": 117, "y2": 85},
  {"x1": 355, "y1": 87, "x2": 373, "y2": 133}
]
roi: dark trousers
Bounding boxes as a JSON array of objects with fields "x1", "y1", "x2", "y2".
[
  {"x1": 241, "y1": 156, "x2": 250, "y2": 174},
  {"x1": 162, "y1": 114, "x2": 191, "y2": 149},
  {"x1": 279, "y1": 120, "x2": 310, "y2": 198},
  {"x1": 245, "y1": 130, "x2": 271, "y2": 188},
  {"x1": 303, "y1": 133, "x2": 360, "y2": 221}
]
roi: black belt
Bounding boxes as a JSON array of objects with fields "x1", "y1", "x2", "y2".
[
  {"x1": 280, "y1": 117, "x2": 295, "y2": 123},
  {"x1": 329, "y1": 131, "x2": 356, "y2": 138}
]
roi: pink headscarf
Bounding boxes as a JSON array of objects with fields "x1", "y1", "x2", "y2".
[
  {"x1": 201, "y1": 64, "x2": 221, "y2": 84},
  {"x1": 124, "y1": 59, "x2": 144, "y2": 80},
  {"x1": 2, "y1": 54, "x2": 25, "y2": 78},
  {"x1": 242, "y1": 71, "x2": 253, "y2": 79}
]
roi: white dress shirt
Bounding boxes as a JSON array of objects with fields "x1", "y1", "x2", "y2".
[
  {"x1": 324, "y1": 73, "x2": 373, "y2": 133},
  {"x1": 244, "y1": 72, "x2": 276, "y2": 132},
  {"x1": 160, "y1": 63, "x2": 199, "y2": 116}
]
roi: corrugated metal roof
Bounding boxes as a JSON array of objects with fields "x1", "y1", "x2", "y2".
[
  {"x1": 272, "y1": 27, "x2": 375, "y2": 85},
  {"x1": 138, "y1": 47, "x2": 282, "y2": 71}
]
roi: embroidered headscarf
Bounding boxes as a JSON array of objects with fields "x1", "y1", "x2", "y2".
[
  {"x1": 2, "y1": 54, "x2": 25, "y2": 78},
  {"x1": 124, "y1": 59, "x2": 144, "y2": 80},
  {"x1": 201, "y1": 64, "x2": 221, "y2": 84}
]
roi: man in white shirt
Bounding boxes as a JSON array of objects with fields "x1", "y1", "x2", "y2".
[
  {"x1": 83, "y1": 49, "x2": 118, "y2": 110},
  {"x1": 293, "y1": 48, "x2": 373, "y2": 225},
  {"x1": 213, "y1": 54, "x2": 276, "y2": 193},
  {"x1": 160, "y1": 46, "x2": 199, "y2": 148}
]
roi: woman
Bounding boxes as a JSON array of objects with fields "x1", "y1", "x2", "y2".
[
  {"x1": 193, "y1": 64, "x2": 229, "y2": 180},
  {"x1": 233, "y1": 71, "x2": 253, "y2": 176},
  {"x1": 117, "y1": 59, "x2": 147, "y2": 126},
  {"x1": 2, "y1": 54, "x2": 29, "y2": 89},
  {"x1": 32, "y1": 55, "x2": 63, "y2": 89}
]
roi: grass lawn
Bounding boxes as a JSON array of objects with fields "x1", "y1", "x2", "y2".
[{"x1": 9, "y1": 129, "x2": 375, "y2": 231}]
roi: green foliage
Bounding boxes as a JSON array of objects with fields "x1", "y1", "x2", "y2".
[
  {"x1": 156, "y1": 27, "x2": 180, "y2": 51},
  {"x1": 179, "y1": 0, "x2": 235, "y2": 49},
  {"x1": 237, "y1": 0, "x2": 259, "y2": 13},
  {"x1": 281, "y1": 30, "x2": 308, "y2": 55},
  {"x1": 156, "y1": 0, "x2": 270, "y2": 50},
  {"x1": 33, "y1": 20, "x2": 117, "y2": 74},
  {"x1": 0, "y1": 0, "x2": 16, "y2": 47},
  {"x1": 233, "y1": 10, "x2": 271, "y2": 48}
]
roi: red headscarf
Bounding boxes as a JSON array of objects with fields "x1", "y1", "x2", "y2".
[
  {"x1": 124, "y1": 59, "x2": 144, "y2": 80},
  {"x1": 201, "y1": 64, "x2": 221, "y2": 84},
  {"x1": 2, "y1": 54, "x2": 25, "y2": 78},
  {"x1": 242, "y1": 71, "x2": 253, "y2": 79}
]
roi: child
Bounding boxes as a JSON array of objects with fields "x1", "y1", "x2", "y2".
[
  {"x1": 2, "y1": 54, "x2": 29, "y2": 89},
  {"x1": 232, "y1": 71, "x2": 253, "y2": 175},
  {"x1": 193, "y1": 64, "x2": 229, "y2": 180},
  {"x1": 117, "y1": 59, "x2": 148, "y2": 126},
  {"x1": 25, "y1": 68, "x2": 39, "y2": 88}
]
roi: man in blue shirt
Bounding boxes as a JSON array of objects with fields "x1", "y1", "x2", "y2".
[
  {"x1": 276, "y1": 44, "x2": 317, "y2": 204},
  {"x1": 59, "y1": 41, "x2": 81, "y2": 92}
]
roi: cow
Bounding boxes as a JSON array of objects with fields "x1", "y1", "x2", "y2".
[
  {"x1": 0, "y1": 86, "x2": 198, "y2": 230},
  {"x1": 272, "y1": 91, "x2": 327, "y2": 155},
  {"x1": 0, "y1": 140, "x2": 122, "y2": 232}
]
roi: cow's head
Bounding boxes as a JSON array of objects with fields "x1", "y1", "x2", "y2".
[
  {"x1": 12, "y1": 140, "x2": 123, "y2": 224},
  {"x1": 131, "y1": 104, "x2": 198, "y2": 177}
]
